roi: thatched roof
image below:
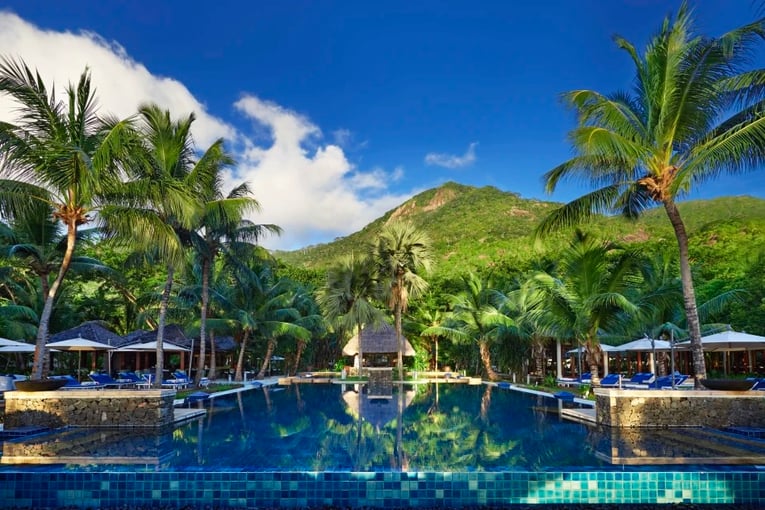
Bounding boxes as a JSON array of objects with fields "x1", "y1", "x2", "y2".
[
  {"x1": 48, "y1": 321, "x2": 125, "y2": 347},
  {"x1": 342, "y1": 323, "x2": 415, "y2": 356}
]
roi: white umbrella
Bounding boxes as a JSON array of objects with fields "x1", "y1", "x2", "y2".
[
  {"x1": 117, "y1": 340, "x2": 189, "y2": 352},
  {"x1": 0, "y1": 337, "x2": 29, "y2": 348},
  {"x1": 615, "y1": 337, "x2": 673, "y2": 352},
  {"x1": 47, "y1": 337, "x2": 116, "y2": 379},
  {"x1": 0, "y1": 343, "x2": 38, "y2": 353},
  {"x1": 47, "y1": 337, "x2": 116, "y2": 351},
  {"x1": 684, "y1": 329, "x2": 765, "y2": 352},
  {"x1": 566, "y1": 344, "x2": 621, "y2": 355}
]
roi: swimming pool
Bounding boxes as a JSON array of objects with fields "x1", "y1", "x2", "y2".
[{"x1": 1, "y1": 383, "x2": 764, "y2": 507}]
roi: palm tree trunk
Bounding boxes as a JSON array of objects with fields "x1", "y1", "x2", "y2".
[
  {"x1": 293, "y1": 339, "x2": 305, "y2": 375},
  {"x1": 434, "y1": 337, "x2": 439, "y2": 371},
  {"x1": 257, "y1": 338, "x2": 276, "y2": 379},
  {"x1": 209, "y1": 329, "x2": 217, "y2": 380},
  {"x1": 155, "y1": 264, "x2": 174, "y2": 388},
  {"x1": 479, "y1": 340, "x2": 498, "y2": 381},
  {"x1": 195, "y1": 257, "x2": 210, "y2": 386},
  {"x1": 31, "y1": 222, "x2": 77, "y2": 380},
  {"x1": 234, "y1": 330, "x2": 250, "y2": 382},
  {"x1": 663, "y1": 200, "x2": 706, "y2": 387},
  {"x1": 395, "y1": 305, "x2": 405, "y2": 380},
  {"x1": 533, "y1": 336, "x2": 545, "y2": 376},
  {"x1": 356, "y1": 321, "x2": 363, "y2": 378},
  {"x1": 587, "y1": 340, "x2": 601, "y2": 386}
]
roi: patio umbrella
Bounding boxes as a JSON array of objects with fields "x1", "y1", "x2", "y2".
[
  {"x1": 117, "y1": 340, "x2": 190, "y2": 352},
  {"x1": 46, "y1": 337, "x2": 116, "y2": 380},
  {"x1": 691, "y1": 329, "x2": 765, "y2": 352},
  {"x1": 615, "y1": 337, "x2": 673, "y2": 352},
  {"x1": 565, "y1": 344, "x2": 621, "y2": 355},
  {"x1": 615, "y1": 337, "x2": 673, "y2": 378},
  {"x1": 0, "y1": 343, "x2": 38, "y2": 353},
  {"x1": 676, "y1": 328, "x2": 765, "y2": 376},
  {"x1": 0, "y1": 337, "x2": 28, "y2": 348}
]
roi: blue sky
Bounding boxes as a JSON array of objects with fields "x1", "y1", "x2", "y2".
[{"x1": 0, "y1": 1, "x2": 763, "y2": 249}]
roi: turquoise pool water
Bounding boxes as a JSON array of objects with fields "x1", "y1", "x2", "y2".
[{"x1": 1, "y1": 383, "x2": 764, "y2": 507}]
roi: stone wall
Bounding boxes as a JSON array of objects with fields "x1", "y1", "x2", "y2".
[
  {"x1": 4, "y1": 390, "x2": 175, "y2": 429},
  {"x1": 595, "y1": 388, "x2": 765, "y2": 428}
]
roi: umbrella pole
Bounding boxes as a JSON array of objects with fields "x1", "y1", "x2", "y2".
[{"x1": 670, "y1": 330, "x2": 676, "y2": 389}]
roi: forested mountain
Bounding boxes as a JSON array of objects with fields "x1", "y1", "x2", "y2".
[{"x1": 275, "y1": 181, "x2": 765, "y2": 278}]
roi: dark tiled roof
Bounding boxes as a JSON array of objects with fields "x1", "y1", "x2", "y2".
[
  {"x1": 206, "y1": 336, "x2": 237, "y2": 352},
  {"x1": 48, "y1": 321, "x2": 126, "y2": 347},
  {"x1": 128, "y1": 324, "x2": 191, "y2": 348}
]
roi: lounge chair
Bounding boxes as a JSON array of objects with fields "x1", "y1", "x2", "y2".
[
  {"x1": 51, "y1": 374, "x2": 104, "y2": 390},
  {"x1": 89, "y1": 373, "x2": 135, "y2": 389},
  {"x1": 621, "y1": 372, "x2": 655, "y2": 389},
  {"x1": 598, "y1": 373, "x2": 622, "y2": 388},
  {"x1": 556, "y1": 372, "x2": 591, "y2": 387},
  {"x1": 173, "y1": 370, "x2": 209, "y2": 388},
  {"x1": 161, "y1": 372, "x2": 190, "y2": 389},
  {"x1": 649, "y1": 373, "x2": 688, "y2": 389}
]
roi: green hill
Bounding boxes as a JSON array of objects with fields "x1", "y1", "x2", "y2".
[{"x1": 274, "y1": 182, "x2": 765, "y2": 277}]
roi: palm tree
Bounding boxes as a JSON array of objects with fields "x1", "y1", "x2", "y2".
[
  {"x1": 100, "y1": 104, "x2": 202, "y2": 386},
  {"x1": 502, "y1": 276, "x2": 549, "y2": 379},
  {"x1": 0, "y1": 58, "x2": 133, "y2": 379},
  {"x1": 408, "y1": 301, "x2": 448, "y2": 371},
  {"x1": 536, "y1": 6, "x2": 765, "y2": 386},
  {"x1": 317, "y1": 254, "x2": 382, "y2": 377},
  {"x1": 534, "y1": 231, "x2": 646, "y2": 385},
  {"x1": 288, "y1": 283, "x2": 324, "y2": 375},
  {"x1": 441, "y1": 272, "x2": 515, "y2": 381},
  {"x1": 373, "y1": 222, "x2": 433, "y2": 381},
  {"x1": 187, "y1": 161, "x2": 281, "y2": 386}
]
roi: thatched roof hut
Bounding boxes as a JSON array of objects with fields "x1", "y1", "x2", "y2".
[{"x1": 342, "y1": 323, "x2": 415, "y2": 356}]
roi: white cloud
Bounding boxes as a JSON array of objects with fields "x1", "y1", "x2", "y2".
[
  {"x1": 425, "y1": 142, "x2": 478, "y2": 169},
  {"x1": 0, "y1": 11, "x2": 416, "y2": 251},
  {"x1": 0, "y1": 11, "x2": 234, "y2": 148},
  {"x1": 232, "y1": 95, "x2": 412, "y2": 250}
]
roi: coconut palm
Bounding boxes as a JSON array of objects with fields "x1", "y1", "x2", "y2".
[
  {"x1": 441, "y1": 272, "x2": 515, "y2": 381},
  {"x1": 0, "y1": 58, "x2": 134, "y2": 379},
  {"x1": 187, "y1": 161, "x2": 281, "y2": 385},
  {"x1": 100, "y1": 104, "x2": 202, "y2": 386},
  {"x1": 536, "y1": 6, "x2": 765, "y2": 386},
  {"x1": 317, "y1": 254, "x2": 383, "y2": 376},
  {"x1": 533, "y1": 231, "x2": 646, "y2": 385},
  {"x1": 288, "y1": 283, "x2": 324, "y2": 375},
  {"x1": 373, "y1": 222, "x2": 432, "y2": 381},
  {"x1": 502, "y1": 276, "x2": 550, "y2": 379},
  {"x1": 408, "y1": 299, "x2": 448, "y2": 371}
]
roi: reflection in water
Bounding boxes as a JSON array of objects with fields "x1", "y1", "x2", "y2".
[
  {"x1": 588, "y1": 425, "x2": 765, "y2": 465},
  {"x1": 2, "y1": 428, "x2": 174, "y2": 467},
  {"x1": 3, "y1": 384, "x2": 759, "y2": 472}
]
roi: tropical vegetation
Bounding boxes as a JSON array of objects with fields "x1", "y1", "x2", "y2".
[{"x1": 0, "y1": 4, "x2": 764, "y2": 387}]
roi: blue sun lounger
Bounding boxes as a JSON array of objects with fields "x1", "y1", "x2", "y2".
[{"x1": 89, "y1": 373, "x2": 135, "y2": 389}]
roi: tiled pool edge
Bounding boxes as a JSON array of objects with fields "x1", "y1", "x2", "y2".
[{"x1": 0, "y1": 470, "x2": 763, "y2": 508}]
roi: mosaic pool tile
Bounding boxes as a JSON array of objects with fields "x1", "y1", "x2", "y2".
[{"x1": 0, "y1": 470, "x2": 764, "y2": 508}]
